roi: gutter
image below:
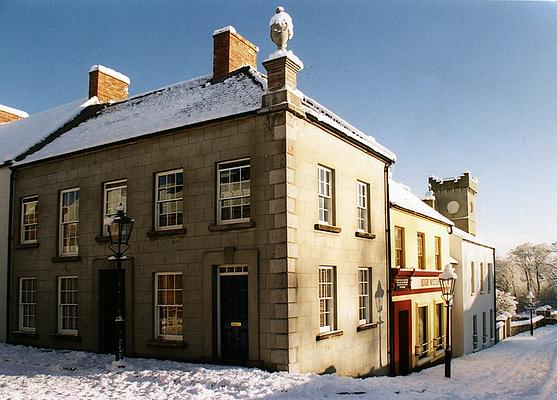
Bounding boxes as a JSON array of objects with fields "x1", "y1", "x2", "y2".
[
  {"x1": 6, "y1": 168, "x2": 15, "y2": 341},
  {"x1": 493, "y1": 249, "x2": 497, "y2": 344},
  {"x1": 384, "y1": 165, "x2": 395, "y2": 376}
]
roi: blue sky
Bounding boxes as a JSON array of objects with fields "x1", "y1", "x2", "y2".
[{"x1": 1, "y1": 1, "x2": 556, "y2": 255}]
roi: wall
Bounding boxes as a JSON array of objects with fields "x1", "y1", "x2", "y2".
[
  {"x1": 451, "y1": 235, "x2": 495, "y2": 356},
  {"x1": 284, "y1": 111, "x2": 389, "y2": 376},
  {"x1": 9, "y1": 112, "x2": 290, "y2": 369},
  {"x1": 390, "y1": 207, "x2": 450, "y2": 370}
]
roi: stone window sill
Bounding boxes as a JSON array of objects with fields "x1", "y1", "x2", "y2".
[
  {"x1": 316, "y1": 330, "x2": 343, "y2": 341},
  {"x1": 416, "y1": 356, "x2": 432, "y2": 366},
  {"x1": 51, "y1": 333, "x2": 81, "y2": 342},
  {"x1": 208, "y1": 221, "x2": 256, "y2": 232},
  {"x1": 12, "y1": 331, "x2": 38, "y2": 339},
  {"x1": 147, "y1": 339, "x2": 187, "y2": 349},
  {"x1": 147, "y1": 228, "x2": 187, "y2": 239},
  {"x1": 16, "y1": 242, "x2": 40, "y2": 249},
  {"x1": 95, "y1": 235, "x2": 110, "y2": 243},
  {"x1": 51, "y1": 256, "x2": 81, "y2": 263},
  {"x1": 355, "y1": 231, "x2": 376, "y2": 240},
  {"x1": 356, "y1": 322, "x2": 378, "y2": 332},
  {"x1": 314, "y1": 224, "x2": 341, "y2": 234}
]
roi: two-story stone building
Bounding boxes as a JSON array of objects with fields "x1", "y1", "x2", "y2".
[{"x1": 8, "y1": 15, "x2": 395, "y2": 376}]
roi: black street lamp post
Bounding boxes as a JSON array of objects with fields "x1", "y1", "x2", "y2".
[
  {"x1": 107, "y1": 205, "x2": 134, "y2": 362},
  {"x1": 526, "y1": 291, "x2": 534, "y2": 336},
  {"x1": 439, "y1": 264, "x2": 457, "y2": 379}
]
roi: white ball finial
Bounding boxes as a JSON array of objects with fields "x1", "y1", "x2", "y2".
[{"x1": 269, "y1": 6, "x2": 294, "y2": 51}]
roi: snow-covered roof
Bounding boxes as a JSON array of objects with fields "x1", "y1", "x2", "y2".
[
  {"x1": 20, "y1": 70, "x2": 267, "y2": 165},
  {"x1": 18, "y1": 67, "x2": 396, "y2": 166},
  {"x1": 0, "y1": 98, "x2": 97, "y2": 165},
  {"x1": 452, "y1": 226, "x2": 495, "y2": 249},
  {"x1": 389, "y1": 179, "x2": 454, "y2": 226},
  {"x1": 0, "y1": 104, "x2": 29, "y2": 119},
  {"x1": 302, "y1": 96, "x2": 396, "y2": 162}
]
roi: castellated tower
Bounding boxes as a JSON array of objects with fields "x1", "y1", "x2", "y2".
[{"x1": 428, "y1": 171, "x2": 478, "y2": 236}]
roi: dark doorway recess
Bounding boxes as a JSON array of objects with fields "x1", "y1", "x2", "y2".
[
  {"x1": 98, "y1": 269, "x2": 125, "y2": 354},
  {"x1": 220, "y1": 275, "x2": 248, "y2": 360}
]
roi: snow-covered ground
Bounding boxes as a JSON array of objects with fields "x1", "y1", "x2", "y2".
[{"x1": 1, "y1": 326, "x2": 556, "y2": 399}]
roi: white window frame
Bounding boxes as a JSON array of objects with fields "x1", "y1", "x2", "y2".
[
  {"x1": 417, "y1": 232, "x2": 426, "y2": 269},
  {"x1": 317, "y1": 166, "x2": 333, "y2": 225},
  {"x1": 21, "y1": 196, "x2": 38, "y2": 244},
  {"x1": 103, "y1": 179, "x2": 127, "y2": 236},
  {"x1": 155, "y1": 272, "x2": 183, "y2": 341},
  {"x1": 155, "y1": 169, "x2": 184, "y2": 231},
  {"x1": 319, "y1": 266, "x2": 336, "y2": 333},
  {"x1": 59, "y1": 188, "x2": 79, "y2": 256},
  {"x1": 488, "y1": 263, "x2": 493, "y2": 293},
  {"x1": 358, "y1": 268, "x2": 372, "y2": 325},
  {"x1": 416, "y1": 305, "x2": 429, "y2": 359},
  {"x1": 58, "y1": 276, "x2": 78, "y2": 335},
  {"x1": 472, "y1": 314, "x2": 478, "y2": 350},
  {"x1": 434, "y1": 236, "x2": 441, "y2": 270},
  {"x1": 480, "y1": 262, "x2": 485, "y2": 293},
  {"x1": 356, "y1": 181, "x2": 369, "y2": 232},
  {"x1": 434, "y1": 302, "x2": 445, "y2": 351},
  {"x1": 19, "y1": 278, "x2": 36, "y2": 333},
  {"x1": 217, "y1": 159, "x2": 250, "y2": 224},
  {"x1": 471, "y1": 261, "x2": 476, "y2": 295}
]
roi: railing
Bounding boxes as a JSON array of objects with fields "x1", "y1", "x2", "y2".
[
  {"x1": 415, "y1": 341, "x2": 431, "y2": 359},
  {"x1": 433, "y1": 335, "x2": 445, "y2": 351}
]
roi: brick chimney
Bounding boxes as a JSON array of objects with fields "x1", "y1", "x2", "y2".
[
  {"x1": 88, "y1": 65, "x2": 130, "y2": 103},
  {"x1": 0, "y1": 104, "x2": 28, "y2": 124},
  {"x1": 212, "y1": 26, "x2": 258, "y2": 82}
]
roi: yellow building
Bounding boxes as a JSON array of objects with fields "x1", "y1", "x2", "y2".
[{"x1": 389, "y1": 180, "x2": 454, "y2": 375}]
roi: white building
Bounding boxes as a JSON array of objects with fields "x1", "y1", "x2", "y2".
[
  {"x1": 450, "y1": 227, "x2": 496, "y2": 355},
  {"x1": 427, "y1": 172, "x2": 496, "y2": 356}
]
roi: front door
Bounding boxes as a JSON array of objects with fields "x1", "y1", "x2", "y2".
[
  {"x1": 398, "y1": 310, "x2": 410, "y2": 375},
  {"x1": 393, "y1": 300, "x2": 412, "y2": 375},
  {"x1": 98, "y1": 269, "x2": 125, "y2": 354},
  {"x1": 220, "y1": 274, "x2": 248, "y2": 360}
]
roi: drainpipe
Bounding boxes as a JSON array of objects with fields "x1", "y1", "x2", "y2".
[
  {"x1": 493, "y1": 249, "x2": 497, "y2": 344},
  {"x1": 6, "y1": 166, "x2": 15, "y2": 341},
  {"x1": 384, "y1": 164, "x2": 394, "y2": 376}
]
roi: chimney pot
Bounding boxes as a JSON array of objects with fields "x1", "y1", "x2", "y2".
[
  {"x1": 212, "y1": 26, "x2": 258, "y2": 82},
  {"x1": 88, "y1": 65, "x2": 130, "y2": 103}
]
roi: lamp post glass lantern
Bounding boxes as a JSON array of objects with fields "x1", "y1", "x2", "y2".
[
  {"x1": 439, "y1": 264, "x2": 457, "y2": 379},
  {"x1": 526, "y1": 291, "x2": 534, "y2": 336},
  {"x1": 107, "y1": 205, "x2": 134, "y2": 362}
]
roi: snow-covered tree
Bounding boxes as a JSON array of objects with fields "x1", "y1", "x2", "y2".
[{"x1": 496, "y1": 289, "x2": 518, "y2": 316}]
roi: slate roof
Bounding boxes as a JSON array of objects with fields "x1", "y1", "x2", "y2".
[
  {"x1": 0, "y1": 98, "x2": 96, "y2": 165},
  {"x1": 11, "y1": 67, "x2": 395, "y2": 166}
]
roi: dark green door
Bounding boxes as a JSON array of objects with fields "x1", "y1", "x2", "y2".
[{"x1": 220, "y1": 275, "x2": 248, "y2": 360}]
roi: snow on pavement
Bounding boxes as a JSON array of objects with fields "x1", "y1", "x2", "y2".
[{"x1": 0, "y1": 326, "x2": 555, "y2": 399}]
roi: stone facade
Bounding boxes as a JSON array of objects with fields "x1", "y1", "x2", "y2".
[{"x1": 7, "y1": 24, "x2": 395, "y2": 377}]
